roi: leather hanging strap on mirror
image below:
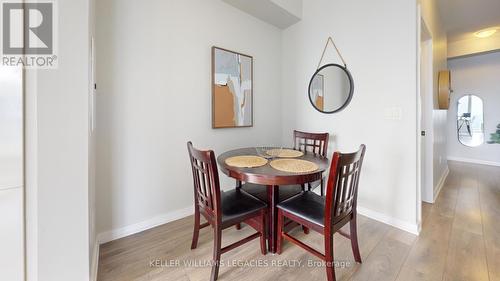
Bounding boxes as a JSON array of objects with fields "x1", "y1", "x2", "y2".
[{"x1": 317, "y1": 36, "x2": 347, "y2": 69}]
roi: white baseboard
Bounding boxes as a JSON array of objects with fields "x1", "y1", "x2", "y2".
[
  {"x1": 90, "y1": 241, "x2": 99, "y2": 281},
  {"x1": 97, "y1": 205, "x2": 194, "y2": 244},
  {"x1": 96, "y1": 204, "x2": 419, "y2": 248},
  {"x1": 357, "y1": 206, "x2": 419, "y2": 235},
  {"x1": 433, "y1": 166, "x2": 449, "y2": 201},
  {"x1": 448, "y1": 157, "x2": 500, "y2": 167}
]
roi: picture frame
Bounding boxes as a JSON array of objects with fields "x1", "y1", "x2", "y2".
[{"x1": 212, "y1": 46, "x2": 253, "y2": 128}]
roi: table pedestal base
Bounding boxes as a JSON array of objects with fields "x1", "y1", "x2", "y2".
[{"x1": 267, "y1": 185, "x2": 278, "y2": 253}]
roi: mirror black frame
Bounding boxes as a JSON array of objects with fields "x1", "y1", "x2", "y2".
[{"x1": 308, "y1": 63, "x2": 354, "y2": 114}]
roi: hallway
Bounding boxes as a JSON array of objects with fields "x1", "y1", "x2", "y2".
[
  {"x1": 97, "y1": 161, "x2": 500, "y2": 281},
  {"x1": 398, "y1": 161, "x2": 499, "y2": 281}
]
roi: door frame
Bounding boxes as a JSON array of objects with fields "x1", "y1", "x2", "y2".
[{"x1": 416, "y1": 6, "x2": 434, "y2": 233}]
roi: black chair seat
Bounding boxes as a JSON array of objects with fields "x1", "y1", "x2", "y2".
[
  {"x1": 277, "y1": 191, "x2": 326, "y2": 227},
  {"x1": 241, "y1": 183, "x2": 303, "y2": 202},
  {"x1": 221, "y1": 189, "x2": 267, "y2": 225}
]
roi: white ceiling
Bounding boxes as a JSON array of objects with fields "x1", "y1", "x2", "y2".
[{"x1": 437, "y1": 0, "x2": 500, "y2": 41}]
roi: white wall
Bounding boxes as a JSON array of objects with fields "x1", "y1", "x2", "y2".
[
  {"x1": 25, "y1": 0, "x2": 91, "y2": 280},
  {"x1": 96, "y1": 0, "x2": 283, "y2": 238},
  {"x1": 0, "y1": 66, "x2": 24, "y2": 281},
  {"x1": 420, "y1": 0, "x2": 449, "y2": 200},
  {"x1": 89, "y1": 0, "x2": 98, "y2": 279},
  {"x1": 281, "y1": 0, "x2": 419, "y2": 232},
  {"x1": 447, "y1": 52, "x2": 500, "y2": 164}
]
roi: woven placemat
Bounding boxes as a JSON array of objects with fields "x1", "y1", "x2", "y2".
[
  {"x1": 225, "y1": 155, "x2": 268, "y2": 168},
  {"x1": 270, "y1": 159, "x2": 319, "y2": 173},
  {"x1": 266, "y1": 148, "x2": 304, "y2": 158}
]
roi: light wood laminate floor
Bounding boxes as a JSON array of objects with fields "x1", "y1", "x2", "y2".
[{"x1": 98, "y1": 161, "x2": 500, "y2": 281}]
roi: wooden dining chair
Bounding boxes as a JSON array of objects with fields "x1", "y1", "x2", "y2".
[
  {"x1": 293, "y1": 130, "x2": 329, "y2": 196},
  {"x1": 276, "y1": 144, "x2": 366, "y2": 281},
  {"x1": 187, "y1": 142, "x2": 267, "y2": 281}
]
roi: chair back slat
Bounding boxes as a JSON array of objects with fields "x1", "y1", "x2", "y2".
[
  {"x1": 324, "y1": 145, "x2": 366, "y2": 227},
  {"x1": 293, "y1": 130, "x2": 329, "y2": 157},
  {"x1": 187, "y1": 142, "x2": 221, "y2": 222}
]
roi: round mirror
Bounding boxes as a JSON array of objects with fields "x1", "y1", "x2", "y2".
[{"x1": 308, "y1": 64, "x2": 354, "y2": 114}]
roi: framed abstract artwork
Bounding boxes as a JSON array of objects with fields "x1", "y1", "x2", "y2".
[{"x1": 212, "y1": 46, "x2": 253, "y2": 128}]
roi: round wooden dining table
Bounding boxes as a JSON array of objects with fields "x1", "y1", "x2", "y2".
[{"x1": 217, "y1": 147, "x2": 329, "y2": 253}]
